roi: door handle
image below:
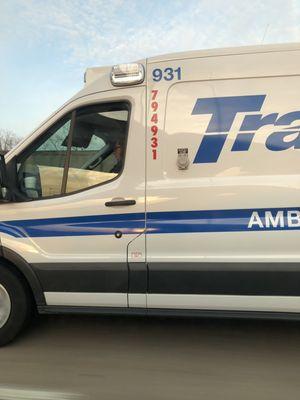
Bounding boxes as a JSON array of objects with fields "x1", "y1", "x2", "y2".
[{"x1": 105, "y1": 198, "x2": 136, "y2": 207}]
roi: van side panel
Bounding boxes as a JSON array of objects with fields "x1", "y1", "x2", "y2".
[{"x1": 146, "y1": 50, "x2": 300, "y2": 311}]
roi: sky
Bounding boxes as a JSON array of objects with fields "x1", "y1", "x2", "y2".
[{"x1": 1, "y1": 0, "x2": 300, "y2": 137}]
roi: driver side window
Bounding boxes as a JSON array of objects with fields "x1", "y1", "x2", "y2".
[
  {"x1": 17, "y1": 102, "x2": 129, "y2": 200},
  {"x1": 17, "y1": 116, "x2": 71, "y2": 199}
]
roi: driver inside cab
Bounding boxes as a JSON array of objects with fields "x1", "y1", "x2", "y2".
[{"x1": 100, "y1": 140, "x2": 124, "y2": 174}]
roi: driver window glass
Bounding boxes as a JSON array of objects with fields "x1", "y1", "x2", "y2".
[
  {"x1": 17, "y1": 116, "x2": 71, "y2": 199},
  {"x1": 65, "y1": 105, "x2": 129, "y2": 194},
  {"x1": 16, "y1": 103, "x2": 129, "y2": 200}
]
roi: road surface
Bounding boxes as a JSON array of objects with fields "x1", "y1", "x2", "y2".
[{"x1": 1, "y1": 314, "x2": 300, "y2": 399}]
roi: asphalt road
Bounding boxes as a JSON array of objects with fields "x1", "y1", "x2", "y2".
[{"x1": 1, "y1": 315, "x2": 300, "y2": 400}]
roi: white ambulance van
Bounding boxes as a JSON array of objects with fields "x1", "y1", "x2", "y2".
[{"x1": 1, "y1": 42, "x2": 300, "y2": 344}]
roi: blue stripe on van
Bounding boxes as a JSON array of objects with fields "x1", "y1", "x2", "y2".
[
  {"x1": 0, "y1": 212, "x2": 145, "y2": 238},
  {"x1": 0, "y1": 207, "x2": 299, "y2": 238},
  {"x1": 148, "y1": 208, "x2": 275, "y2": 234}
]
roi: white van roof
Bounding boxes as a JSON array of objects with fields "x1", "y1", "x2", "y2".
[
  {"x1": 84, "y1": 42, "x2": 300, "y2": 86},
  {"x1": 147, "y1": 42, "x2": 300, "y2": 63}
]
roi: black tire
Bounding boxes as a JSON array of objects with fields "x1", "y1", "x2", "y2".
[{"x1": 0, "y1": 263, "x2": 32, "y2": 346}]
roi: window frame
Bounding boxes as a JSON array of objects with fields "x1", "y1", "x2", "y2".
[{"x1": 15, "y1": 100, "x2": 131, "y2": 201}]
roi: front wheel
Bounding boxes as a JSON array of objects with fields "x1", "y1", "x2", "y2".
[{"x1": 0, "y1": 264, "x2": 32, "y2": 346}]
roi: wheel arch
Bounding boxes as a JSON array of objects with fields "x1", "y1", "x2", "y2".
[{"x1": 0, "y1": 247, "x2": 46, "y2": 306}]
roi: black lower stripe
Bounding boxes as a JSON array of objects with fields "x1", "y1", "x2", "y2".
[
  {"x1": 32, "y1": 261, "x2": 300, "y2": 296},
  {"x1": 148, "y1": 263, "x2": 300, "y2": 296},
  {"x1": 32, "y1": 263, "x2": 128, "y2": 293}
]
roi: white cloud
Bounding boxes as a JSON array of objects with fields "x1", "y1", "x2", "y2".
[{"x1": 3, "y1": 0, "x2": 300, "y2": 68}]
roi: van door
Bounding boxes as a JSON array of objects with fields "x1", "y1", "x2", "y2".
[{"x1": 0, "y1": 87, "x2": 146, "y2": 308}]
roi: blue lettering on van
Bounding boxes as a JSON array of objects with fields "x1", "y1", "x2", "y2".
[
  {"x1": 192, "y1": 95, "x2": 300, "y2": 163},
  {"x1": 152, "y1": 67, "x2": 182, "y2": 82}
]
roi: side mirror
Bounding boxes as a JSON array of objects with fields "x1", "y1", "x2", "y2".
[
  {"x1": 0, "y1": 154, "x2": 8, "y2": 187},
  {"x1": 0, "y1": 154, "x2": 11, "y2": 201}
]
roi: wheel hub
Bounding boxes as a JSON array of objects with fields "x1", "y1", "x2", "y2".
[{"x1": 0, "y1": 284, "x2": 11, "y2": 329}]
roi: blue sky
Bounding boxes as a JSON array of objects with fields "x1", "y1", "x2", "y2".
[{"x1": 1, "y1": 0, "x2": 300, "y2": 137}]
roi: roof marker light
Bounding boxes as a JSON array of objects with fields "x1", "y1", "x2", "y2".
[{"x1": 110, "y1": 63, "x2": 145, "y2": 86}]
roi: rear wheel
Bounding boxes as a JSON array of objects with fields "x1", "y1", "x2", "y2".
[{"x1": 0, "y1": 264, "x2": 32, "y2": 346}]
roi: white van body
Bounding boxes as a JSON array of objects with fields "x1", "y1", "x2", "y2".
[{"x1": 2, "y1": 43, "x2": 300, "y2": 340}]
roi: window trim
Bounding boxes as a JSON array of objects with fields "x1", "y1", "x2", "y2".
[
  {"x1": 14, "y1": 100, "x2": 131, "y2": 202},
  {"x1": 61, "y1": 110, "x2": 76, "y2": 194}
]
